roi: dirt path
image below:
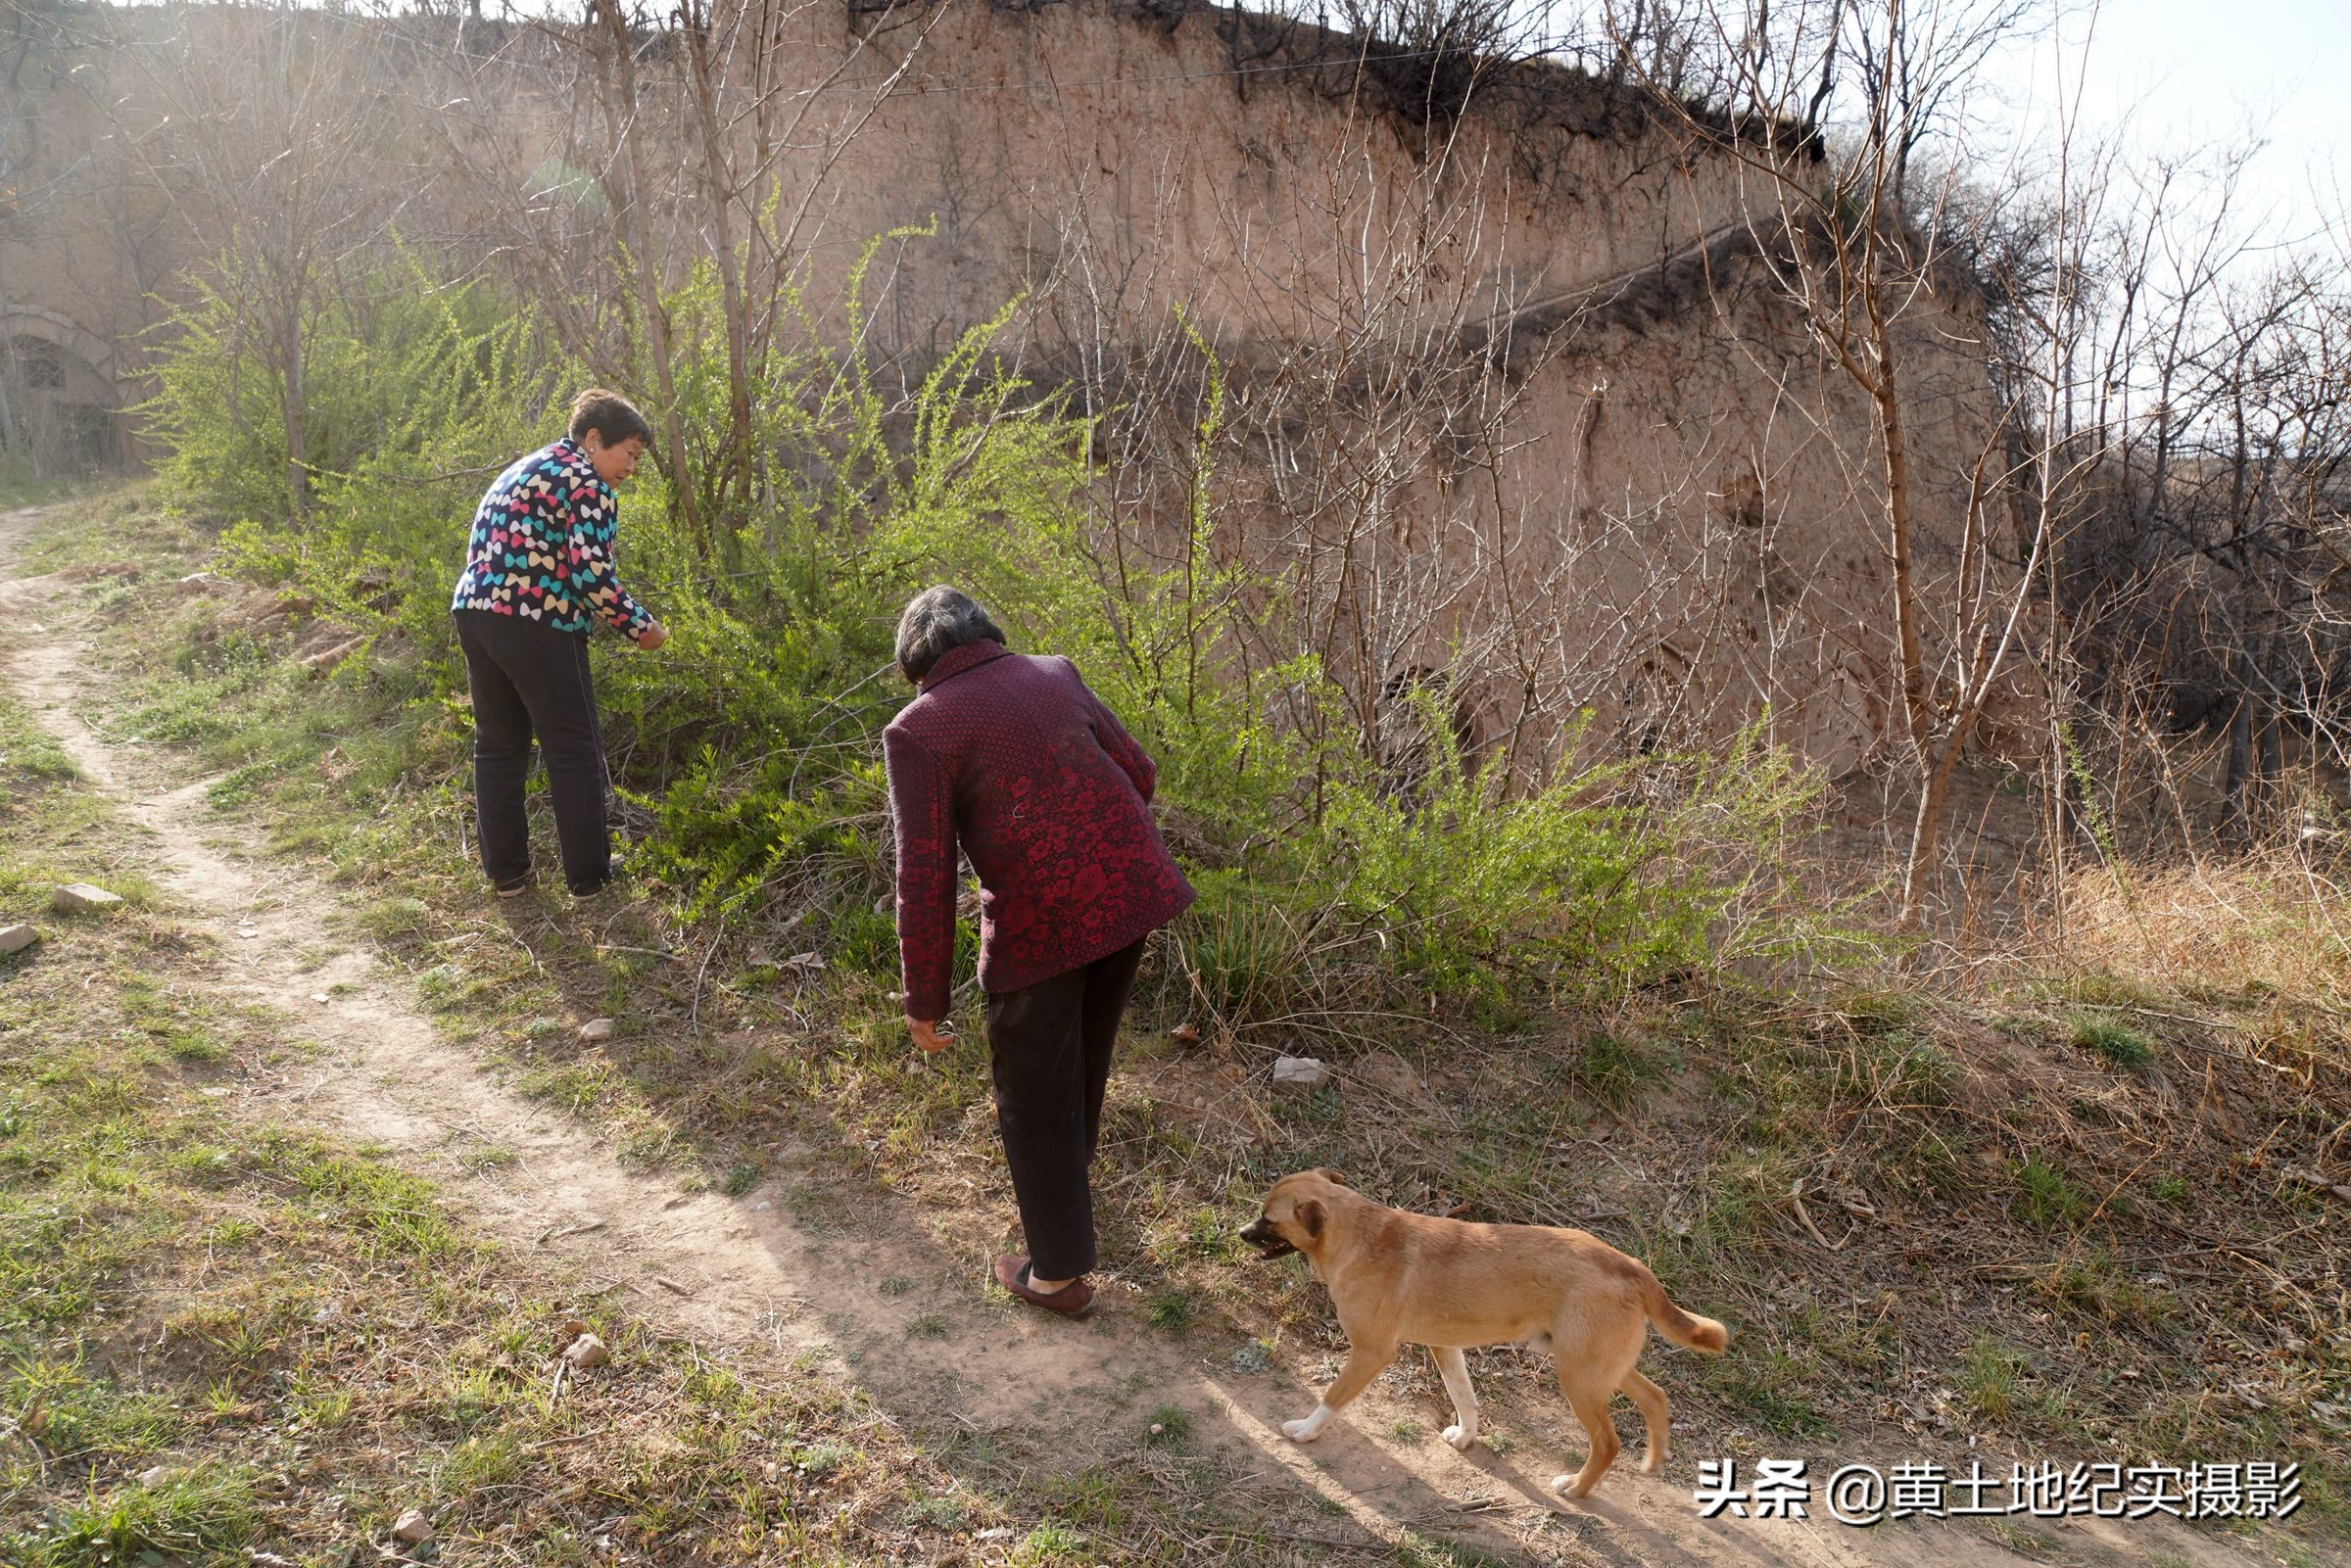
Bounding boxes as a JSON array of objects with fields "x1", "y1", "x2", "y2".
[{"x1": 0, "y1": 501, "x2": 2282, "y2": 1568}]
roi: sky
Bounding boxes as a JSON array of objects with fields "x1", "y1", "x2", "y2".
[{"x1": 1972, "y1": 0, "x2": 2349, "y2": 248}]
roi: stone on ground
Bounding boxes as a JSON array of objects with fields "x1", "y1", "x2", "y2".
[
  {"x1": 52, "y1": 883, "x2": 123, "y2": 914},
  {"x1": 0, "y1": 924, "x2": 37, "y2": 954},
  {"x1": 1271, "y1": 1055, "x2": 1329, "y2": 1091},
  {"x1": 580, "y1": 1018, "x2": 617, "y2": 1042},
  {"x1": 392, "y1": 1509, "x2": 435, "y2": 1545}
]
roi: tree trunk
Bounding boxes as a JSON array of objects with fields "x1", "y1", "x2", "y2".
[
  {"x1": 682, "y1": 4, "x2": 755, "y2": 565},
  {"x1": 0, "y1": 369, "x2": 24, "y2": 471},
  {"x1": 0, "y1": 286, "x2": 24, "y2": 463},
  {"x1": 595, "y1": 0, "x2": 706, "y2": 556},
  {"x1": 282, "y1": 313, "x2": 308, "y2": 518},
  {"x1": 1899, "y1": 738, "x2": 1960, "y2": 929},
  {"x1": 1864, "y1": 300, "x2": 1941, "y2": 932},
  {"x1": 2221, "y1": 690, "x2": 2254, "y2": 835},
  {"x1": 2257, "y1": 702, "x2": 2282, "y2": 822}
]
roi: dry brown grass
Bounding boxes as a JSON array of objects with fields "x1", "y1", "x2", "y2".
[
  {"x1": 24, "y1": 503, "x2": 2348, "y2": 1549},
  {"x1": 2040, "y1": 848, "x2": 2351, "y2": 1006}
]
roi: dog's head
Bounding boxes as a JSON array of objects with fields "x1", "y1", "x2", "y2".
[{"x1": 1239, "y1": 1168, "x2": 1349, "y2": 1261}]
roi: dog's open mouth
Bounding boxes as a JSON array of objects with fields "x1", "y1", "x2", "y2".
[{"x1": 1240, "y1": 1222, "x2": 1296, "y2": 1260}]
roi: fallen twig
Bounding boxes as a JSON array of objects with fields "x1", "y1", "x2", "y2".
[{"x1": 1789, "y1": 1178, "x2": 1853, "y2": 1251}]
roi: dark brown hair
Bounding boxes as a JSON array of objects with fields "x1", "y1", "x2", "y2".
[{"x1": 567, "y1": 388, "x2": 653, "y2": 448}]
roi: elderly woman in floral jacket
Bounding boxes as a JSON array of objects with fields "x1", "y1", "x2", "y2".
[
  {"x1": 450, "y1": 388, "x2": 667, "y2": 898},
  {"x1": 884, "y1": 587, "x2": 1194, "y2": 1315}
]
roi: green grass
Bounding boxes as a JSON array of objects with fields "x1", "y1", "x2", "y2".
[
  {"x1": 1960, "y1": 1334, "x2": 2031, "y2": 1422},
  {"x1": 1390, "y1": 1532, "x2": 1521, "y2": 1568},
  {"x1": 1012, "y1": 1519, "x2": 1089, "y2": 1566},
  {"x1": 1041, "y1": 1465, "x2": 1129, "y2": 1529},
  {"x1": 901, "y1": 1492, "x2": 968, "y2": 1531},
  {"x1": 0, "y1": 705, "x2": 78, "y2": 784},
  {"x1": 1574, "y1": 1029, "x2": 1668, "y2": 1108},
  {"x1": 0, "y1": 680, "x2": 983, "y2": 1568},
  {"x1": 0, "y1": 468, "x2": 91, "y2": 512},
  {"x1": 16, "y1": 499, "x2": 2351, "y2": 1543},
  {"x1": 1696, "y1": 1346, "x2": 1835, "y2": 1438},
  {"x1": 2070, "y1": 1010, "x2": 2154, "y2": 1069},
  {"x1": 2012, "y1": 1154, "x2": 2091, "y2": 1229},
  {"x1": 9, "y1": 1463, "x2": 263, "y2": 1568},
  {"x1": 1142, "y1": 1404, "x2": 1193, "y2": 1449},
  {"x1": 2032, "y1": 1253, "x2": 2181, "y2": 1330},
  {"x1": 1144, "y1": 1287, "x2": 1195, "y2": 1332}
]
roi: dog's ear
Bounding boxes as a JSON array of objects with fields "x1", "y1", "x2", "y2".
[
  {"x1": 1298, "y1": 1200, "x2": 1325, "y2": 1240},
  {"x1": 1317, "y1": 1167, "x2": 1348, "y2": 1188}
]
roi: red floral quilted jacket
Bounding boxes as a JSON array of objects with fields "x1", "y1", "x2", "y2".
[{"x1": 884, "y1": 641, "x2": 1195, "y2": 1021}]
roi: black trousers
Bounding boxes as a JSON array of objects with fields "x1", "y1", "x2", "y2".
[
  {"x1": 453, "y1": 610, "x2": 612, "y2": 894},
  {"x1": 984, "y1": 937, "x2": 1147, "y2": 1281}
]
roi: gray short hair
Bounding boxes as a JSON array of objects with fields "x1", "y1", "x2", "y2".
[{"x1": 895, "y1": 586, "x2": 1006, "y2": 682}]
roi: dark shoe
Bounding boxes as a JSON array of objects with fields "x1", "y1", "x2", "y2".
[
  {"x1": 993, "y1": 1254, "x2": 1094, "y2": 1316},
  {"x1": 493, "y1": 873, "x2": 536, "y2": 899},
  {"x1": 569, "y1": 857, "x2": 625, "y2": 899}
]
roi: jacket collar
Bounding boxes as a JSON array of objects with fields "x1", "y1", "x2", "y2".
[{"x1": 920, "y1": 640, "x2": 1010, "y2": 692}]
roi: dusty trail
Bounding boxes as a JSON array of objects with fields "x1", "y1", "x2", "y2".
[{"x1": 0, "y1": 501, "x2": 2278, "y2": 1568}]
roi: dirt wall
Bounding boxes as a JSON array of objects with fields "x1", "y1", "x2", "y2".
[{"x1": 0, "y1": 0, "x2": 2039, "y2": 775}]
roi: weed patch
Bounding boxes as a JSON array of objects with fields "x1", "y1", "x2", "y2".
[
  {"x1": 0, "y1": 690, "x2": 985, "y2": 1567},
  {"x1": 2070, "y1": 1010, "x2": 2154, "y2": 1069},
  {"x1": 2012, "y1": 1155, "x2": 2091, "y2": 1229}
]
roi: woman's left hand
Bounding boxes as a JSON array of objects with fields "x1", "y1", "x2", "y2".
[{"x1": 908, "y1": 1017, "x2": 956, "y2": 1054}]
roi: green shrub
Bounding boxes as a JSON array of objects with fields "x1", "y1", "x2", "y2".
[{"x1": 143, "y1": 234, "x2": 1864, "y2": 1035}]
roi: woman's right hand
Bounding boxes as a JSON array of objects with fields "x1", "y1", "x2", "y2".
[
  {"x1": 908, "y1": 1018, "x2": 956, "y2": 1054},
  {"x1": 636, "y1": 620, "x2": 668, "y2": 650}
]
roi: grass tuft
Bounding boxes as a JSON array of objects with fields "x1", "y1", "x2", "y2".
[
  {"x1": 2070, "y1": 1011, "x2": 2154, "y2": 1069},
  {"x1": 1142, "y1": 1403, "x2": 1194, "y2": 1448},
  {"x1": 2011, "y1": 1154, "x2": 2090, "y2": 1230}
]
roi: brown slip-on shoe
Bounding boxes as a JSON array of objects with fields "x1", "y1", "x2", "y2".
[{"x1": 993, "y1": 1253, "x2": 1094, "y2": 1316}]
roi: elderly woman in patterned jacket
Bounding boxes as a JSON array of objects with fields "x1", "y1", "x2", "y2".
[
  {"x1": 450, "y1": 389, "x2": 668, "y2": 899},
  {"x1": 885, "y1": 586, "x2": 1195, "y2": 1316}
]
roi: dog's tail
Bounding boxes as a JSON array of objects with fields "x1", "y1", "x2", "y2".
[{"x1": 1641, "y1": 1270, "x2": 1729, "y2": 1354}]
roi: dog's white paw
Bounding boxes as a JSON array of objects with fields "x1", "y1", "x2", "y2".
[
  {"x1": 1282, "y1": 1415, "x2": 1325, "y2": 1443},
  {"x1": 1550, "y1": 1473, "x2": 1578, "y2": 1496},
  {"x1": 1442, "y1": 1424, "x2": 1476, "y2": 1451}
]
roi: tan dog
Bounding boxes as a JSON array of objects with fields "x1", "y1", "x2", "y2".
[{"x1": 1240, "y1": 1168, "x2": 1728, "y2": 1497}]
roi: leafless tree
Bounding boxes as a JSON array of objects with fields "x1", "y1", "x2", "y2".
[
  {"x1": 1599, "y1": 0, "x2": 2077, "y2": 929},
  {"x1": 106, "y1": 2, "x2": 416, "y2": 514}
]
